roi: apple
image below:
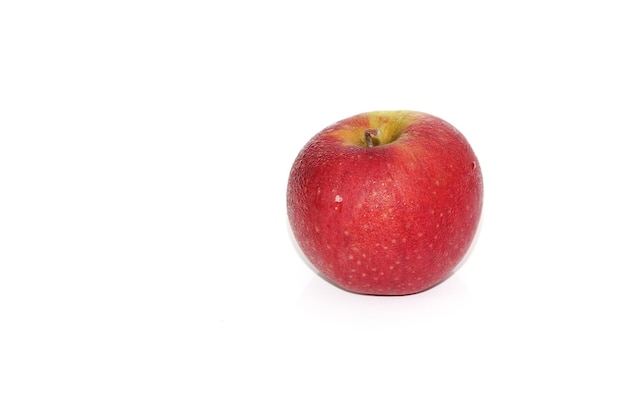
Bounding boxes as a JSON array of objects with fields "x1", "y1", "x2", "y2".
[{"x1": 287, "y1": 110, "x2": 483, "y2": 296}]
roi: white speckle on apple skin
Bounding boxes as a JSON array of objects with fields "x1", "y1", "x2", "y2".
[{"x1": 334, "y1": 195, "x2": 343, "y2": 203}]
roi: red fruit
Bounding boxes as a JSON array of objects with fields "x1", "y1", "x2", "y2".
[{"x1": 287, "y1": 111, "x2": 483, "y2": 296}]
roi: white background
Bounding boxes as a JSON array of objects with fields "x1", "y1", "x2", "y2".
[{"x1": 1, "y1": 1, "x2": 625, "y2": 415}]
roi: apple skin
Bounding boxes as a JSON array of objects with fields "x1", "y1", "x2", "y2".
[{"x1": 287, "y1": 111, "x2": 483, "y2": 296}]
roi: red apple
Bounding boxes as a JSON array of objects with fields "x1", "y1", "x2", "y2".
[{"x1": 287, "y1": 110, "x2": 483, "y2": 296}]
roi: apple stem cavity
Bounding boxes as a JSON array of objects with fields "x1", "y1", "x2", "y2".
[{"x1": 364, "y1": 129, "x2": 380, "y2": 147}]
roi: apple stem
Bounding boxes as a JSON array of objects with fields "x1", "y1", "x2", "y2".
[{"x1": 365, "y1": 129, "x2": 379, "y2": 147}]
